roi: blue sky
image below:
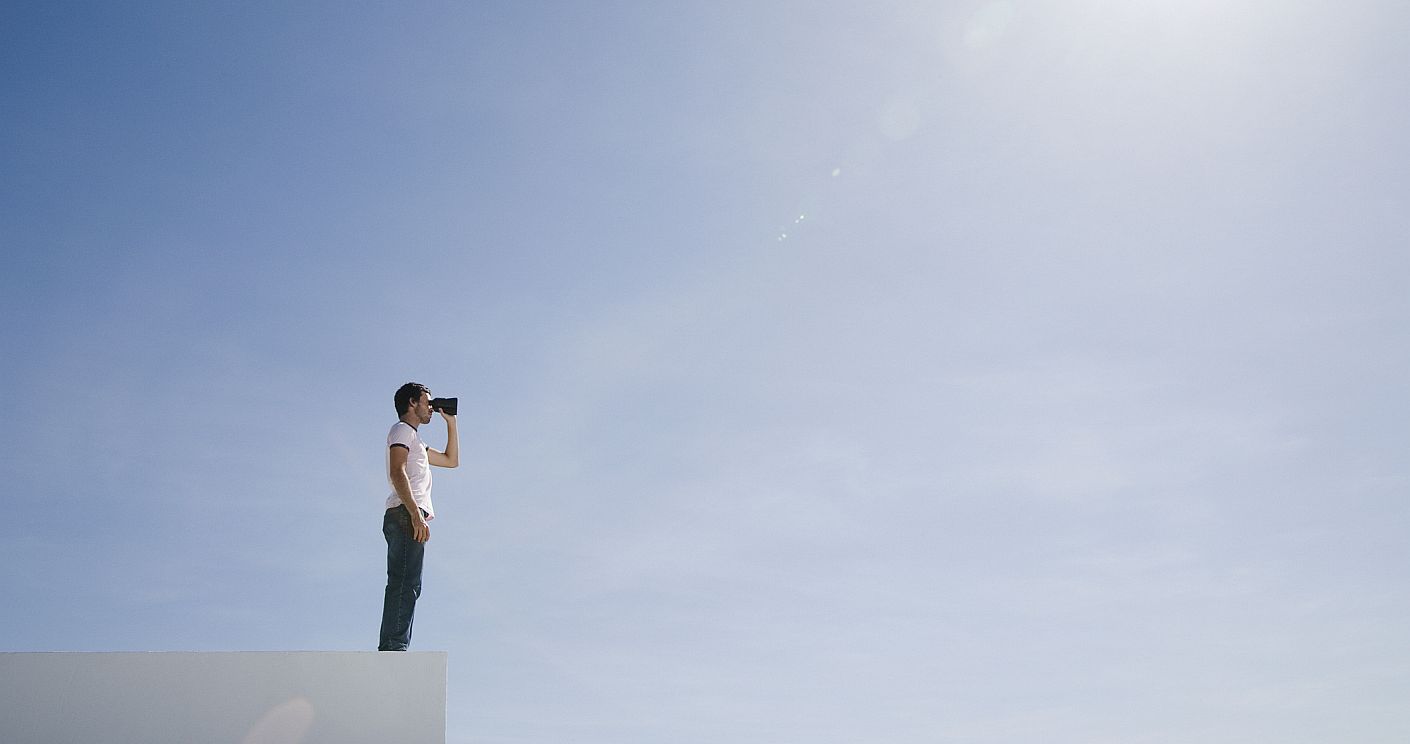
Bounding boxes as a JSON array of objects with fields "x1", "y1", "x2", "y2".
[{"x1": 3, "y1": 1, "x2": 1408, "y2": 742}]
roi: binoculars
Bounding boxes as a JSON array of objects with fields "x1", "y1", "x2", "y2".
[{"x1": 430, "y1": 397, "x2": 458, "y2": 416}]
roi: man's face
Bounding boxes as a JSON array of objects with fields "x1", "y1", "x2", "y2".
[{"x1": 413, "y1": 391, "x2": 433, "y2": 424}]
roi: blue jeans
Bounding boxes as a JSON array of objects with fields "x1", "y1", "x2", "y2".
[{"x1": 379, "y1": 505, "x2": 426, "y2": 651}]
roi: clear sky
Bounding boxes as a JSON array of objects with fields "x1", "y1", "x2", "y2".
[{"x1": 3, "y1": 1, "x2": 1408, "y2": 742}]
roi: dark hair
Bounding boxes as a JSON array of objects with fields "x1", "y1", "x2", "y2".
[{"x1": 395, "y1": 382, "x2": 430, "y2": 416}]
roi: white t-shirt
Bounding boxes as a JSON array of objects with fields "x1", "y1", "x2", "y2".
[{"x1": 385, "y1": 421, "x2": 434, "y2": 520}]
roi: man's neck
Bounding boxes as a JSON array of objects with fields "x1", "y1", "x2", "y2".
[{"x1": 399, "y1": 414, "x2": 420, "y2": 430}]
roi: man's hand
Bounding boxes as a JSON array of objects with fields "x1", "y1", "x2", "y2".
[
  {"x1": 410, "y1": 510, "x2": 430, "y2": 543},
  {"x1": 429, "y1": 412, "x2": 459, "y2": 468}
]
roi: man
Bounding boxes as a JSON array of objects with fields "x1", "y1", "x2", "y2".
[{"x1": 379, "y1": 382, "x2": 458, "y2": 651}]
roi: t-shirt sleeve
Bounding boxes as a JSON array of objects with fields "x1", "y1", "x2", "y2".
[{"x1": 388, "y1": 423, "x2": 415, "y2": 450}]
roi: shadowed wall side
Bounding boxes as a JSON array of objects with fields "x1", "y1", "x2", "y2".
[{"x1": 0, "y1": 652, "x2": 446, "y2": 744}]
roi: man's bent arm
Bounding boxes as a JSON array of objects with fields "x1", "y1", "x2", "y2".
[
  {"x1": 389, "y1": 444, "x2": 429, "y2": 542},
  {"x1": 428, "y1": 413, "x2": 459, "y2": 468}
]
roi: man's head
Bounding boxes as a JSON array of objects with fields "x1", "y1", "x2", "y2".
[{"x1": 395, "y1": 382, "x2": 432, "y2": 424}]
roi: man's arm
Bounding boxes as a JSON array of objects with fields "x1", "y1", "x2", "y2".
[
  {"x1": 389, "y1": 444, "x2": 430, "y2": 543},
  {"x1": 428, "y1": 412, "x2": 459, "y2": 468}
]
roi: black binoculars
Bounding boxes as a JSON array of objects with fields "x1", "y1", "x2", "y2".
[{"x1": 430, "y1": 397, "x2": 458, "y2": 416}]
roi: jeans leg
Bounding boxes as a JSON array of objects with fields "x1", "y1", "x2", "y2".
[{"x1": 379, "y1": 506, "x2": 425, "y2": 651}]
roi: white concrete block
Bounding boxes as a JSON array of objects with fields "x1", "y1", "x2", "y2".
[{"x1": 0, "y1": 652, "x2": 446, "y2": 744}]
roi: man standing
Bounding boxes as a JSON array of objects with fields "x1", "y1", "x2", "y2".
[{"x1": 379, "y1": 382, "x2": 458, "y2": 651}]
